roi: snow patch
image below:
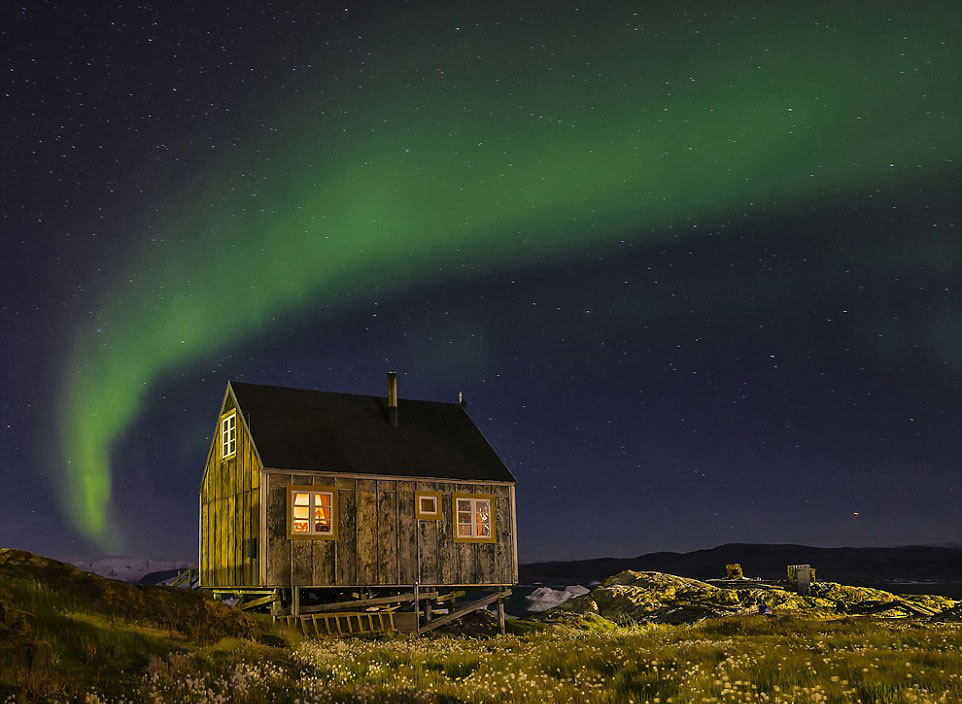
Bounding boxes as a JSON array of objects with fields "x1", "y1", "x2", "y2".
[
  {"x1": 64, "y1": 557, "x2": 192, "y2": 583},
  {"x1": 525, "y1": 585, "x2": 590, "y2": 612}
]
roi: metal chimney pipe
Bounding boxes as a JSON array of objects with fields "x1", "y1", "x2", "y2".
[{"x1": 387, "y1": 371, "x2": 398, "y2": 427}]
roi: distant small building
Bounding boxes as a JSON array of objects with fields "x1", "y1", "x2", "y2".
[
  {"x1": 787, "y1": 564, "x2": 816, "y2": 595},
  {"x1": 198, "y1": 374, "x2": 518, "y2": 616}
]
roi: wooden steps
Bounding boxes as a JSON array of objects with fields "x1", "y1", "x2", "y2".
[{"x1": 283, "y1": 610, "x2": 397, "y2": 635}]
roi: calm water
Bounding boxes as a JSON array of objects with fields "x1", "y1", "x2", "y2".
[{"x1": 861, "y1": 582, "x2": 962, "y2": 599}]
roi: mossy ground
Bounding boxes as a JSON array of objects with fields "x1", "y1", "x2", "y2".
[{"x1": 0, "y1": 549, "x2": 302, "y2": 701}]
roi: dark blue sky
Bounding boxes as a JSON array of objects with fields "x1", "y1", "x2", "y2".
[{"x1": 1, "y1": 1, "x2": 960, "y2": 562}]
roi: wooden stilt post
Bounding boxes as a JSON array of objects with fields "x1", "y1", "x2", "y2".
[
  {"x1": 425, "y1": 599, "x2": 433, "y2": 623},
  {"x1": 414, "y1": 582, "x2": 420, "y2": 637},
  {"x1": 292, "y1": 586, "x2": 301, "y2": 618},
  {"x1": 497, "y1": 598, "x2": 506, "y2": 635}
]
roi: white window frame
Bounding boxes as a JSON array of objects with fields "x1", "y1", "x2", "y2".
[
  {"x1": 220, "y1": 412, "x2": 236, "y2": 459},
  {"x1": 415, "y1": 491, "x2": 442, "y2": 520},
  {"x1": 287, "y1": 485, "x2": 338, "y2": 540},
  {"x1": 453, "y1": 494, "x2": 495, "y2": 543}
]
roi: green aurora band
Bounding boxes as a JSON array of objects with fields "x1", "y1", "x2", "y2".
[{"x1": 59, "y1": 4, "x2": 961, "y2": 544}]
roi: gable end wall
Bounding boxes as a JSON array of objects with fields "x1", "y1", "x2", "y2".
[{"x1": 199, "y1": 387, "x2": 262, "y2": 587}]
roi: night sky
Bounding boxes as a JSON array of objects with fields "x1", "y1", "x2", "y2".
[{"x1": 1, "y1": 1, "x2": 960, "y2": 563}]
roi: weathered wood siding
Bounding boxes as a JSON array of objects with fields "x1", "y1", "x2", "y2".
[
  {"x1": 266, "y1": 472, "x2": 516, "y2": 587},
  {"x1": 199, "y1": 391, "x2": 261, "y2": 587}
]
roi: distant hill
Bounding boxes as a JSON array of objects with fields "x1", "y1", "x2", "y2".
[{"x1": 521, "y1": 543, "x2": 962, "y2": 584}]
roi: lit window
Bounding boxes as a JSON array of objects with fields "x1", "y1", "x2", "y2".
[
  {"x1": 221, "y1": 412, "x2": 236, "y2": 459},
  {"x1": 415, "y1": 491, "x2": 441, "y2": 520},
  {"x1": 287, "y1": 485, "x2": 337, "y2": 539},
  {"x1": 453, "y1": 494, "x2": 495, "y2": 543}
]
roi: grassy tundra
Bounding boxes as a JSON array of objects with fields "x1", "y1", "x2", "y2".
[
  {"x1": 36, "y1": 618, "x2": 962, "y2": 704},
  {"x1": 3, "y1": 550, "x2": 962, "y2": 703}
]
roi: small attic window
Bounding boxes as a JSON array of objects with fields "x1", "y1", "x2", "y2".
[
  {"x1": 453, "y1": 494, "x2": 495, "y2": 543},
  {"x1": 416, "y1": 491, "x2": 441, "y2": 520},
  {"x1": 287, "y1": 485, "x2": 338, "y2": 540},
  {"x1": 221, "y1": 412, "x2": 236, "y2": 459}
]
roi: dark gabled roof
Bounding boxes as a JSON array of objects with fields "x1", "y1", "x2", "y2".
[{"x1": 229, "y1": 381, "x2": 516, "y2": 483}]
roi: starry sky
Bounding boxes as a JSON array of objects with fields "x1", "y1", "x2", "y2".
[{"x1": 1, "y1": 1, "x2": 960, "y2": 562}]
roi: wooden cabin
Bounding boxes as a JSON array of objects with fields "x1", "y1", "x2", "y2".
[{"x1": 198, "y1": 374, "x2": 518, "y2": 633}]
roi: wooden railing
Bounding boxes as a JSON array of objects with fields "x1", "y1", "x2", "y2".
[{"x1": 170, "y1": 564, "x2": 198, "y2": 589}]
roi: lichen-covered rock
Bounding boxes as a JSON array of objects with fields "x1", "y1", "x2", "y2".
[
  {"x1": 808, "y1": 582, "x2": 954, "y2": 616},
  {"x1": 810, "y1": 582, "x2": 898, "y2": 605},
  {"x1": 542, "y1": 569, "x2": 957, "y2": 626},
  {"x1": 601, "y1": 570, "x2": 725, "y2": 597},
  {"x1": 560, "y1": 571, "x2": 751, "y2": 624},
  {"x1": 556, "y1": 593, "x2": 599, "y2": 614},
  {"x1": 600, "y1": 570, "x2": 739, "y2": 603},
  {"x1": 900, "y1": 593, "x2": 956, "y2": 613},
  {"x1": 724, "y1": 586, "x2": 813, "y2": 613},
  {"x1": 937, "y1": 604, "x2": 962, "y2": 622}
]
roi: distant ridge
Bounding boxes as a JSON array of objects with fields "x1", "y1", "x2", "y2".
[{"x1": 520, "y1": 543, "x2": 962, "y2": 584}]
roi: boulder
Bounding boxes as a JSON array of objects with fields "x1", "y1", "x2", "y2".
[{"x1": 556, "y1": 593, "x2": 599, "y2": 614}]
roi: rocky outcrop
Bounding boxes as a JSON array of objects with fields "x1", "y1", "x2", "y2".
[{"x1": 551, "y1": 570, "x2": 957, "y2": 625}]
